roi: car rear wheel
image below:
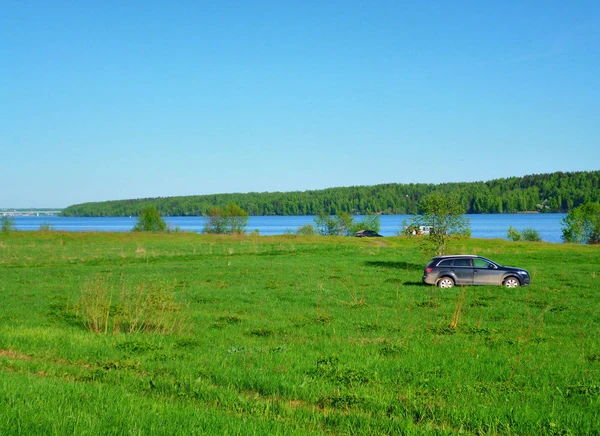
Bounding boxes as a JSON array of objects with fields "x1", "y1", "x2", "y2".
[
  {"x1": 503, "y1": 277, "x2": 520, "y2": 288},
  {"x1": 437, "y1": 277, "x2": 455, "y2": 289}
]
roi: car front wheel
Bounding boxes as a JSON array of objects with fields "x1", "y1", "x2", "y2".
[
  {"x1": 437, "y1": 277, "x2": 455, "y2": 289},
  {"x1": 503, "y1": 277, "x2": 520, "y2": 288}
]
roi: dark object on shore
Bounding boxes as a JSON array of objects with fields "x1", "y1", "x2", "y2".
[{"x1": 355, "y1": 230, "x2": 383, "y2": 238}]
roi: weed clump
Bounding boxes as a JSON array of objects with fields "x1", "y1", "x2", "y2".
[
  {"x1": 587, "y1": 353, "x2": 600, "y2": 363},
  {"x1": 317, "y1": 392, "x2": 363, "y2": 409},
  {"x1": 308, "y1": 356, "x2": 373, "y2": 387},
  {"x1": 378, "y1": 341, "x2": 404, "y2": 357},
  {"x1": 75, "y1": 275, "x2": 189, "y2": 335},
  {"x1": 210, "y1": 315, "x2": 242, "y2": 329}
]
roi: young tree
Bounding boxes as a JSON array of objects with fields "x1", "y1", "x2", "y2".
[
  {"x1": 350, "y1": 214, "x2": 381, "y2": 235},
  {"x1": 132, "y1": 206, "x2": 167, "y2": 232},
  {"x1": 204, "y1": 203, "x2": 248, "y2": 234},
  {"x1": 507, "y1": 226, "x2": 521, "y2": 241},
  {"x1": 204, "y1": 206, "x2": 226, "y2": 234},
  {"x1": 314, "y1": 212, "x2": 339, "y2": 236},
  {"x1": 1, "y1": 215, "x2": 15, "y2": 232},
  {"x1": 314, "y1": 211, "x2": 354, "y2": 236},
  {"x1": 561, "y1": 202, "x2": 600, "y2": 244},
  {"x1": 223, "y1": 203, "x2": 249, "y2": 234},
  {"x1": 404, "y1": 193, "x2": 470, "y2": 255}
]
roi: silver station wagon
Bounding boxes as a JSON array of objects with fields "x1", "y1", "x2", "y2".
[{"x1": 422, "y1": 255, "x2": 531, "y2": 289}]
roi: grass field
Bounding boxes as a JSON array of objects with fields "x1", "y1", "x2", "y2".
[{"x1": 1, "y1": 231, "x2": 599, "y2": 435}]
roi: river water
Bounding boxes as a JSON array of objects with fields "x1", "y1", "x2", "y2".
[{"x1": 9, "y1": 214, "x2": 567, "y2": 243}]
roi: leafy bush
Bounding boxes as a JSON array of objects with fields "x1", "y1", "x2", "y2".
[
  {"x1": 521, "y1": 228, "x2": 542, "y2": 242},
  {"x1": 562, "y1": 202, "x2": 600, "y2": 244},
  {"x1": 507, "y1": 226, "x2": 541, "y2": 242},
  {"x1": 350, "y1": 214, "x2": 381, "y2": 235},
  {"x1": 132, "y1": 206, "x2": 167, "y2": 232},
  {"x1": 1, "y1": 215, "x2": 15, "y2": 232},
  {"x1": 204, "y1": 203, "x2": 248, "y2": 234},
  {"x1": 314, "y1": 211, "x2": 353, "y2": 236},
  {"x1": 507, "y1": 226, "x2": 521, "y2": 241},
  {"x1": 296, "y1": 224, "x2": 316, "y2": 236},
  {"x1": 314, "y1": 212, "x2": 380, "y2": 236}
]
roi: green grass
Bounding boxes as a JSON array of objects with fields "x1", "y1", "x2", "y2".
[{"x1": 1, "y1": 231, "x2": 599, "y2": 434}]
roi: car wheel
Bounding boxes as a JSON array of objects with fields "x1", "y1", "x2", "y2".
[
  {"x1": 437, "y1": 277, "x2": 455, "y2": 289},
  {"x1": 503, "y1": 277, "x2": 520, "y2": 288}
]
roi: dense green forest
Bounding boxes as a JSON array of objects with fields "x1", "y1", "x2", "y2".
[{"x1": 61, "y1": 171, "x2": 600, "y2": 217}]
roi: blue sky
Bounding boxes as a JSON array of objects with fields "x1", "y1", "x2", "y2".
[{"x1": 2, "y1": 0, "x2": 599, "y2": 208}]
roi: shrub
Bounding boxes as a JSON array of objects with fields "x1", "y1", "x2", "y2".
[
  {"x1": 507, "y1": 226, "x2": 521, "y2": 241},
  {"x1": 507, "y1": 226, "x2": 541, "y2": 242},
  {"x1": 132, "y1": 206, "x2": 167, "y2": 232},
  {"x1": 203, "y1": 203, "x2": 248, "y2": 234},
  {"x1": 350, "y1": 214, "x2": 381, "y2": 235},
  {"x1": 1, "y1": 215, "x2": 15, "y2": 232},
  {"x1": 296, "y1": 224, "x2": 316, "y2": 236},
  {"x1": 314, "y1": 211, "x2": 353, "y2": 236},
  {"x1": 562, "y1": 202, "x2": 600, "y2": 244},
  {"x1": 521, "y1": 228, "x2": 542, "y2": 242},
  {"x1": 313, "y1": 212, "x2": 380, "y2": 236}
]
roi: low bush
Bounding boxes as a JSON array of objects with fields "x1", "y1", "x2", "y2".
[
  {"x1": 507, "y1": 226, "x2": 521, "y2": 241},
  {"x1": 132, "y1": 206, "x2": 167, "y2": 232},
  {"x1": 507, "y1": 226, "x2": 542, "y2": 242},
  {"x1": 521, "y1": 228, "x2": 542, "y2": 242},
  {"x1": 296, "y1": 224, "x2": 316, "y2": 236}
]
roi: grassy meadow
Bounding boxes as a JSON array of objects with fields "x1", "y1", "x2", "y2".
[{"x1": 0, "y1": 231, "x2": 599, "y2": 435}]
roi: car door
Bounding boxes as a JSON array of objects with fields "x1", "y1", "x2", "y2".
[
  {"x1": 451, "y1": 258, "x2": 474, "y2": 285},
  {"x1": 472, "y1": 258, "x2": 501, "y2": 285}
]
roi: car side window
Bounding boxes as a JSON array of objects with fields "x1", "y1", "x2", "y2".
[
  {"x1": 473, "y1": 258, "x2": 492, "y2": 268},
  {"x1": 453, "y1": 258, "x2": 472, "y2": 267},
  {"x1": 438, "y1": 260, "x2": 453, "y2": 267}
]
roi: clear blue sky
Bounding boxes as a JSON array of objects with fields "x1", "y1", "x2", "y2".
[{"x1": 2, "y1": 0, "x2": 599, "y2": 208}]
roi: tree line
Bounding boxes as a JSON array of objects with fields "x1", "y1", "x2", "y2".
[{"x1": 60, "y1": 170, "x2": 600, "y2": 217}]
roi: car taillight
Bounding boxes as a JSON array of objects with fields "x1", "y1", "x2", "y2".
[{"x1": 425, "y1": 267, "x2": 433, "y2": 273}]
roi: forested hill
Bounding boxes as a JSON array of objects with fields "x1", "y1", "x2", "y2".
[{"x1": 61, "y1": 171, "x2": 600, "y2": 217}]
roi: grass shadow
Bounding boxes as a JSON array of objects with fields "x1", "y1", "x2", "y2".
[{"x1": 364, "y1": 261, "x2": 422, "y2": 271}]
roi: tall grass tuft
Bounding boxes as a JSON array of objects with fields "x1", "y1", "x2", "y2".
[
  {"x1": 116, "y1": 281, "x2": 189, "y2": 334},
  {"x1": 77, "y1": 275, "x2": 113, "y2": 334},
  {"x1": 39, "y1": 222, "x2": 54, "y2": 231},
  {"x1": 449, "y1": 290, "x2": 466, "y2": 330},
  {"x1": 76, "y1": 276, "x2": 189, "y2": 335}
]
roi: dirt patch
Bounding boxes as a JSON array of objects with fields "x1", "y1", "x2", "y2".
[
  {"x1": 365, "y1": 239, "x2": 389, "y2": 247},
  {"x1": 288, "y1": 399, "x2": 305, "y2": 408},
  {"x1": 0, "y1": 349, "x2": 32, "y2": 360}
]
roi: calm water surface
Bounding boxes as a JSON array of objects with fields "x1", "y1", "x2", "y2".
[{"x1": 12, "y1": 214, "x2": 567, "y2": 243}]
